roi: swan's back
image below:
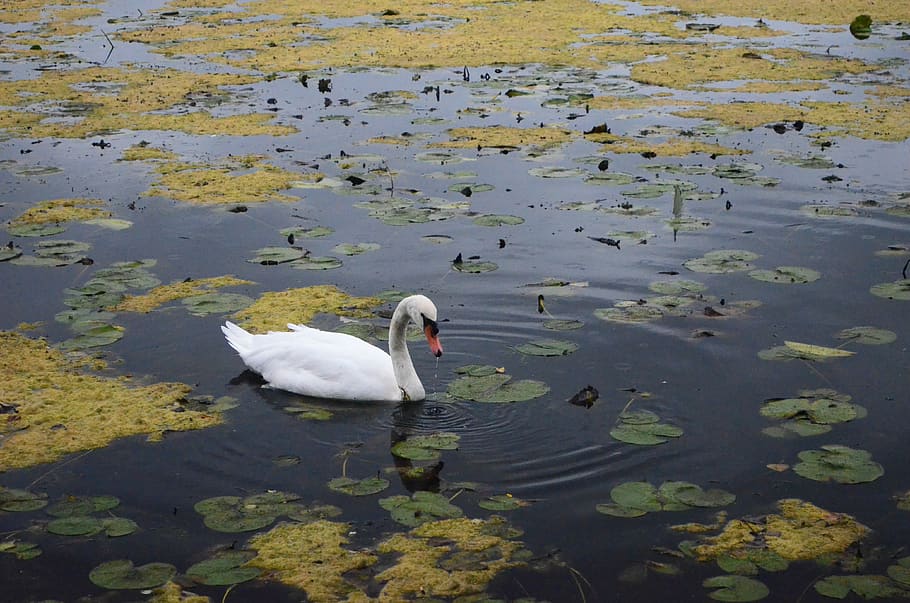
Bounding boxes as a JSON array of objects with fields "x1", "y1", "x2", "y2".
[{"x1": 221, "y1": 321, "x2": 401, "y2": 401}]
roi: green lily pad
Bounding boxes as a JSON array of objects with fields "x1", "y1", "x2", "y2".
[
  {"x1": 610, "y1": 422, "x2": 683, "y2": 446},
  {"x1": 47, "y1": 516, "x2": 134, "y2": 537},
  {"x1": 194, "y1": 491, "x2": 301, "y2": 533},
  {"x1": 290, "y1": 255, "x2": 343, "y2": 270},
  {"x1": 421, "y1": 234, "x2": 454, "y2": 244},
  {"x1": 528, "y1": 166, "x2": 586, "y2": 178},
  {"x1": 391, "y1": 432, "x2": 460, "y2": 461},
  {"x1": 478, "y1": 494, "x2": 527, "y2": 511},
  {"x1": 6, "y1": 223, "x2": 67, "y2": 237},
  {"x1": 870, "y1": 279, "x2": 910, "y2": 300},
  {"x1": 285, "y1": 504, "x2": 343, "y2": 524},
  {"x1": 794, "y1": 445, "x2": 884, "y2": 484},
  {"x1": 447, "y1": 369, "x2": 549, "y2": 403},
  {"x1": 684, "y1": 250, "x2": 759, "y2": 274},
  {"x1": 415, "y1": 151, "x2": 474, "y2": 164},
  {"x1": 543, "y1": 319, "x2": 584, "y2": 330},
  {"x1": 89, "y1": 560, "x2": 176, "y2": 590},
  {"x1": 328, "y1": 476, "x2": 390, "y2": 496},
  {"x1": 46, "y1": 495, "x2": 119, "y2": 517},
  {"x1": 453, "y1": 260, "x2": 498, "y2": 273},
  {"x1": 472, "y1": 214, "x2": 525, "y2": 227},
  {"x1": 594, "y1": 304, "x2": 664, "y2": 324},
  {"x1": 887, "y1": 559, "x2": 910, "y2": 588},
  {"x1": 0, "y1": 488, "x2": 47, "y2": 512},
  {"x1": 83, "y1": 218, "x2": 133, "y2": 230},
  {"x1": 57, "y1": 324, "x2": 125, "y2": 351},
  {"x1": 379, "y1": 491, "x2": 464, "y2": 527},
  {"x1": 0, "y1": 540, "x2": 41, "y2": 560},
  {"x1": 248, "y1": 246, "x2": 306, "y2": 265},
  {"x1": 648, "y1": 279, "x2": 706, "y2": 296},
  {"x1": 285, "y1": 404, "x2": 334, "y2": 421},
  {"x1": 0, "y1": 244, "x2": 23, "y2": 261},
  {"x1": 609, "y1": 482, "x2": 662, "y2": 513},
  {"x1": 759, "y1": 341, "x2": 856, "y2": 362},
  {"x1": 514, "y1": 338, "x2": 578, "y2": 357},
  {"x1": 448, "y1": 182, "x2": 494, "y2": 195},
  {"x1": 748, "y1": 266, "x2": 821, "y2": 284},
  {"x1": 101, "y1": 517, "x2": 139, "y2": 537},
  {"x1": 772, "y1": 153, "x2": 836, "y2": 169},
  {"x1": 815, "y1": 574, "x2": 905, "y2": 599},
  {"x1": 673, "y1": 485, "x2": 736, "y2": 508},
  {"x1": 703, "y1": 575, "x2": 769, "y2": 602},
  {"x1": 584, "y1": 172, "x2": 638, "y2": 186},
  {"x1": 186, "y1": 551, "x2": 260, "y2": 586},
  {"x1": 280, "y1": 225, "x2": 334, "y2": 239},
  {"x1": 594, "y1": 503, "x2": 648, "y2": 518},
  {"x1": 181, "y1": 293, "x2": 253, "y2": 316},
  {"x1": 717, "y1": 555, "x2": 759, "y2": 576},
  {"x1": 332, "y1": 242, "x2": 380, "y2": 255},
  {"x1": 834, "y1": 326, "x2": 897, "y2": 345}
]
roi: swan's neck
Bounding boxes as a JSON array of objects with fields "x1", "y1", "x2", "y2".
[{"x1": 389, "y1": 302, "x2": 424, "y2": 401}]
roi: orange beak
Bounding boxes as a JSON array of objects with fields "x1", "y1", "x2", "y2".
[{"x1": 424, "y1": 324, "x2": 443, "y2": 357}]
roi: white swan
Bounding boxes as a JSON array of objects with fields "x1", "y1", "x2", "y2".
[{"x1": 221, "y1": 294, "x2": 443, "y2": 402}]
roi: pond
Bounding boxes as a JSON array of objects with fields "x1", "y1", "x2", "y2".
[{"x1": 1, "y1": 1, "x2": 909, "y2": 601}]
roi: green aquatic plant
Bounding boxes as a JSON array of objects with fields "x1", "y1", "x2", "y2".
[
  {"x1": 793, "y1": 445, "x2": 883, "y2": 484},
  {"x1": 514, "y1": 338, "x2": 579, "y2": 357},
  {"x1": 89, "y1": 559, "x2": 177, "y2": 590},
  {"x1": 597, "y1": 480, "x2": 734, "y2": 518},
  {"x1": 327, "y1": 476, "x2": 390, "y2": 497},
  {"x1": 611, "y1": 409, "x2": 684, "y2": 446},
  {"x1": 186, "y1": 550, "x2": 260, "y2": 586},
  {"x1": 703, "y1": 575, "x2": 769, "y2": 601},
  {"x1": 379, "y1": 491, "x2": 464, "y2": 527},
  {"x1": 447, "y1": 365, "x2": 549, "y2": 403},
  {"x1": 391, "y1": 433, "x2": 460, "y2": 462}
]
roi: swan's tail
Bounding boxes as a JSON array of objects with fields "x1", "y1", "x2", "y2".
[{"x1": 221, "y1": 321, "x2": 254, "y2": 356}]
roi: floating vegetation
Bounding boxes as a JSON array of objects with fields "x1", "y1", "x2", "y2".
[
  {"x1": 682, "y1": 499, "x2": 868, "y2": 565},
  {"x1": 472, "y1": 214, "x2": 525, "y2": 227},
  {"x1": 814, "y1": 574, "x2": 908, "y2": 600},
  {"x1": 391, "y1": 432, "x2": 460, "y2": 462},
  {"x1": 528, "y1": 166, "x2": 587, "y2": 179},
  {"x1": 801, "y1": 203, "x2": 862, "y2": 218},
  {"x1": 685, "y1": 250, "x2": 760, "y2": 274},
  {"x1": 543, "y1": 318, "x2": 584, "y2": 331},
  {"x1": 194, "y1": 491, "x2": 340, "y2": 533},
  {"x1": 232, "y1": 285, "x2": 380, "y2": 333},
  {"x1": 248, "y1": 246, "x2": 307, "y2": 265},
  {"x1": 332, "y1": 242, "x2": 380, "y2": 255},
  {"x1": 90, "y1": 559, "x2": 177, "y2": 590},
  {"x1": 649, "y1": 279, "x2": 707, "y2": 296},
  {"x1": 47, "y1": 514, "x2": 137, "y2": 538},
  {"x1": 186, "y1": 550, "x2": 260, "y2": 586},
  {"x1": 147, "y1": 156, "x2": 301, "y2": 205},
  {"x1": 594, "y1": 303, "x2": 665, "y2": 324},
  {"x1": 11, "y1": 239, "x2": 92, "y2": 266},
  {"x1": 114, "y1": 276, "x2": 253, "y2": 314},
  {"x1": 291, "y1": 255, "x2": 343, "y2": 270},
  {"x1": 793, "y1": 445, "x2": 884, "y2": 484},
  {"x1": 0, "y1": 487, "x2": 47, "y2": 512},
  {"x1": 834, "y1": 326, "x2": 897, "y2": 345},
  {"x1": 611, "y1": 409, "x2": 684, "y2": 446},
  {"x1": 870, "y1": 279, "x2": 910, "y2": 301},
  {"x1": 379, "y1": 491, "x2": 464, "y2": 527},
  {"x1": 6, "y1": 198, "x2": 111, "y2": 233},
  {"x1": 759, "y1": 341, "x2": 856, "y2": 362},
  {"x1": 327, "y1": 476, "x2": 390, "y2": 497},
  {"x1": 452, "y1": 259, "x2": 498, "y2": 273},
  {"x1": 703, "y1": 575, "x2": 769, "y2": 602},
  {"x1": 761, "y1": 389, "x2": 866, "y2": 439},
  {"x1": 748, "y1": 266, "x2": 821, "y2": 284},
  {"x1": 447, "y1": 364, "x2": 549, "y2": 403},
  {"x1": 434, "y1": 126, "x2": 573, "y2": 151},
  {"x1": 479, "y1": 494, "x2": 529, "y2": 511},
  {"x1": 280, "y1": 225, "x2": 334, "y2": 239},
  {"x1": 0, "y1": 331, "x2": 217, "y2": 470},
  {"x1": 0, "y1": 539, "x2": 41, "y2": 560},
  {"x1": 514, "y1": 338, "x2": 578, "y2": 357},
  {"x1": 597, "y1": 481, "x2": 735, "y2": 518}
]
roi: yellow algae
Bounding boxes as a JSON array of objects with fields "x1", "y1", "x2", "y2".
[
  {"x1": 636, "y1": 0, "x2": 909, "y2": 25},
  {"x1": 233, "y1": 285, "x2": 381, "y2": 333},
  {"x1": 367, "y1": 135, "x2": 414, "y2": 145},
  {"x1": 432, "y1": 125, "x2": 574, "y2": 150},
  {"x1": 375, "y1": 516, "x2": 526, "y2": 600},
  {"x1": 8, "y1": 198, "x2": 111, "y2": 227},
  {"x1": 122, "y1": 145, "x2": 178, "y2": 162},
  {"x1": 868, "y1": 86, "x2": 910, "y2": 99},
  {"x1": 585, "y1": 96, "x2": 701, "y2": 111},
  {"x1": 246, "y1": 521, "x2": 377, "y2": 603},
  {"x1": 0, "y1": 331, "x2": 220, "y2": 471},
  {"x1": 589, "y1": 134, "x2": 746, "y2": 156},
  {"x1": 113, "y1": 276, "x2": 255, "y2": 314},
  {"x1": 676, "y1": 101, "x2": 808, "y2": 130},
  {"x1": 145, "y1": 156, "x2": 300, "y2": 204},
  {"x1": 714, "y1": 81, "x2": 829, "y2": 94},
  {"x1": 691, "y1": 499, "x2": 868, "y2": 562},
  {"x1": 631, "y1": 47, "x2": 872, "y2": 90}
]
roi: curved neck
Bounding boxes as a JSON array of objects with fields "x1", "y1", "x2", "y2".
[{"x1": 389, "y1": 301, "x2": 424, "y2": 400}]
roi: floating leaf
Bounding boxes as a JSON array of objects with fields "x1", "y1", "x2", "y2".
[
  {"x1": 834, "y1": 326, "x2": 897, "y2": 345},
  {"x1": 452, "y1": 260, "x2": 498, "y2": 273},
  {"x1": 649, "y1": 279, "x2": 706, "y2": 296},
  {"x1": 194, "y1": 491, "x2": 301, "y2": 533},
  {"x1": 332, "y1": 242, "x2": 380, "y2": 256},
  {"x1": 815, "y1": 575, "x2": 905, "y2": 600},
  {"x1": 290, "y1": 256, "x2": 343, "y2": 270},
  {"x1": 89, "y1": 560, "x2": 176, "y2": 590},
  {"x1": 379, "y1": 491, "x2": 463, "y2": 527},
  {"x1": 46, "y1": 495, "x2": 119, "y2": 517},
  {"x1": 182, "y1": 293, "x2": 253, "y2": 316},
  {"x1": 0, "y1": 244, "x2": 23, "y2": 261},
  {"x1": 57, "y1": 324, "x2": 124, "y2": 351},
  {"x1": 186, "y1": 551, "x2": 260, "y2": 586},
  {"x1": 684, "y1": 250, "x2": 759, "y2": 274},
  {"x1": 84, "y1": 218, "x2": 133, "y2": 230},
  {"x1": 514, "y1": 338, "x2": 578, "y2": 357},
  {"x1": 391, "y1": 433, "x2": 460, "y2": 461},
  {"x1": 783, "y1": 341, "x2": 855, "y2": 360},
  {"x1": 448, "y1": 182, "x2": 494, "y2": 195},
  {"x1": 280, "y1": 225, "x2": 334, "y2": 239},
  {"x1": 328, "y1": 476, "x2": 390, "y2": 496},
  {"x1": 479, "y1": 494, "x2": 527, "y2": 511},
  {"x1": 870, "y1": 279, "x2": 910, "y2": 300},
  {"x1": 794, "y1": 445, "x2": 883, "y2": 484},
  {"x1": 448, "y1": 367, "x2": 548, "y2": 403},
  {"x1": 0, "y1": 540, "x2": 41, "y2": 560},
  {"x1": 248, "y1": 247, "x2": 306, "y2": 265},
  {"x1": 6, "y1": 223, "x2": 67, "y2": 237},
  {"x1": 472, "y1": 214, "x2": 525, "y2": 227},
  {"x1": 543, "y1": 319, "x2": 584, "y2": 330},
  {"x1": 611, "y1": 409, "x2": 683, "y2": 445},
  {"x1": 749, "y1": 266, "x2": 821, "y2": 284},
  {"x1": 421, "y1": 234, "x2": 453, "y2": 244},
  {"x1": 609, "y1": 482, "x2": 661, "y2": 513},
  {"x1": 594, "y1": 304, "x2": 664, "y2": 324},
  {"x1": 528, "y1": 166, "x2": 586, "y2": 178},
  {"x1": 595, "y1": 503, "x2": 648, "y2": 518},
  {"x1": 703, "y1": 575, "x2": 769, "y2": 602},
  {"x1": 0, "y1": 488, "x2": 47, "y2": 512}
]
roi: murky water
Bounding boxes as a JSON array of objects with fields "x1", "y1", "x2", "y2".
[{"x1": 2, "y1": 1, "x2": 910, "y2": 601}]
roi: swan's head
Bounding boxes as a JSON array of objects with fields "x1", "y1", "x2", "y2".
[{"x1": 406, "y1": 295, "x2": 443, "y2": 358}]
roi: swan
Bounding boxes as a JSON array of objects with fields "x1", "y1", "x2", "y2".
[{"x1": 221, "y1": 294, "x2": 443, "y2": 402}]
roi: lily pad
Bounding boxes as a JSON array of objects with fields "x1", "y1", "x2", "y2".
[
  {"x1": 703, "y1": 575, "x2": 769, "y2": 602},
  {"x1": 870, "y1": 279, "x2": 910, "y2": 300},
  {"x1": 448, "y1": 367, "x2": 549, "y2": 403},
  {"x1": 684, "y1": 250, "x2": 759, "y2": 274},
  {"x1": 248, "y1": 247, "x2": 306, "y2": 265},
  {"x1": 328, "y1": 476, "x2": 390, "y2": 497},
  {"x1": 793, "y1": 445, "x2": 883, "y2": 484},
  {"x1": 543, "y1": 319, "x2": 584, "y2": 330},
  {"x1": 0, "y1": 540, "x2": 41, "y2": 560},
  {"x1": 472, "y1": 214, "x2": 525, "y2": 227},
  {"x1": 528, "y1": 166, "x2": 586, "y2": 178},
  {"x1": 379, "y1": 491, "x2": 463, "y2": 527},
  {"x1": 834, "y1": 326, "x2": 897, "y2": 345},
  {"x1": 280, "y1": 225, "x2": 334, "y2": 239},
  {"x1": 290, "y1": 256, "x2": 343, "y2": 270},
  {"x1": 332, "y1": 243, "x2": 380, "y2": 255},
  {"x1": 0, "y1": 488, "x2": 48, "y2": 512},
  {"x1": 90, "y1": 560, "x2": 176, "y2": 590},
  {"x1": 649, "y1": 279, "x2": 706, "y2": 296},
  {"x1": 594, "y1": 304, "x2": 664, "y2": 324},
  {"x1": 0, "y1": 244, "x2": 23, "y2": 261},
  {"x1": 815, "y1": 575, "x2": 905, "y2": 599},
  {"x1": 57, "y1": 324, "x2": 125, "y2": 351},
  {"x1": 421, "y1": 234, "x2": 454, "y2": 244},
  {"x1": 186, "y1": 550, "x2": 260, "y2": 586},
  {"x1": 6, "y1": 223, "x2": 67, "y2": 237},
  {"x1": 47, "y1": 516, "x2": 137, "y2": 537},
  {"x1": 391, "y1": 433, "x2": 460, "y2": 462},
  {"x1": 46, "y1": 495, "x2": 119, "y2": 517},
  {"x1": 611, "y1": 421, "x2": 683, "y2": 446},
  {"x1": 182, "y1": 293, "x2": 253, "y2": 316},
  {"x1": 514, "y1": 338, "x2": 578, "y2": 357},
  {"x1": 452, "y1": 260, "x2": 498, "y2": 273},
  {"x1": 448, "y1": 182, "x2": 494, "y2": 195},
  {"x1": 749, "y1": 266, "x2": 821, "y2": 284},
  {"x1": 84, "y1": 218, "x2": 133, "y2": 230},
  {"x1": 783, "y1": 341, "x2": 855, "y2": 359},
  {"x1": 478, "y1": 495, "x2": 527, "y2": 511},
  {"x1": 194, "y1": 491, "x2": 301, "y2": 533}
]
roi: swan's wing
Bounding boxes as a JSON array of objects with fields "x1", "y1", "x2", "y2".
[{"x1": 232, "y1": 328, "x2": 400, "y2": 401}]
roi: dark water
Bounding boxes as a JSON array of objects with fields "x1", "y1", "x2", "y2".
[{"x1": 2, "y1": 3, "x2": 910, "y2": 602}]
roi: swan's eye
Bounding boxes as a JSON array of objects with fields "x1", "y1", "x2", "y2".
[{"x1": 422, "y1": 315, "x2": 439, "y2": 336}]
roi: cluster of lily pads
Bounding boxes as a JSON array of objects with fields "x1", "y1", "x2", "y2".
[
  {"x1": 447, "y1": 364, "x2": 549, "y2": 403},
  {"x1": 611, "y1": 409, "x2": 684, "y2": 445},
  {"x1": 758, "y1": 325, "x2": 896, "y2": 362},
  {"x1": 194, "y1": 490, "x2": 341, "y2": 533},
  {"x1": 761, "y1": 388, "x2": 866, "y2": 438},
  {"x1": 596, "y1": 480, "x2": 735, "y2": 518}
]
